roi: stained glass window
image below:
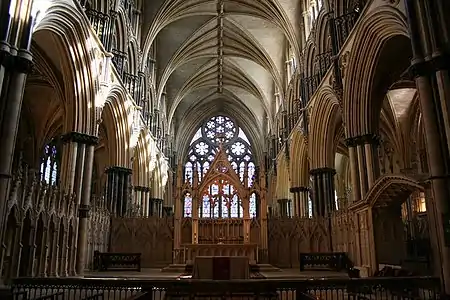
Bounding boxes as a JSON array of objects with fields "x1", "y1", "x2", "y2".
[
  {"x1": 184, "y1": 195, "x2": 193, "y2": 217},
  {"x1": 40, "y1": 138, "x2": 61, "y2": 185},
  {"x1": 183, "y1": 116, "x2": 257, "y2": 218}
]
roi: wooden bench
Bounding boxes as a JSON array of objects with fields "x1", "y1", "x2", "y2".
[
  {"x1": 299, "y1": 252, "x2": 359, "y2": 277},
  {"x1": 94, "y1": 251, "x2": 141, "y2": 271}
]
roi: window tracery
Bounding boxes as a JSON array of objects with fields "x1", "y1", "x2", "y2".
[{"x1": 184, "y1": 116, "x2": 257, "y2": 218}]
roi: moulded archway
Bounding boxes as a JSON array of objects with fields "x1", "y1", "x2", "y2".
[
  {"x1": 33, "y1": 1, "x2": 98, "y2": 135},
  {"x1": 343, "y1": 6, "x2": 410, "y2": 138}
]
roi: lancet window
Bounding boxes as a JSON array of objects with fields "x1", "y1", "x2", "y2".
[
  {"x1": 183, "y1": 116, "x2": 257, "y2": 218},
  {"x1": 40, "y1": 138, "x2": 61, "y2": 185}
]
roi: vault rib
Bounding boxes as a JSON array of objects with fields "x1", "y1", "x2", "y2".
[{"x1": 217, "y1": 0, "x2": 224, "y2": 94}]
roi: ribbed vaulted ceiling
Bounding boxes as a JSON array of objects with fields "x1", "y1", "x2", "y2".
[{"x1": 141, "y1": 0, "x2": 303, "y2": 151}]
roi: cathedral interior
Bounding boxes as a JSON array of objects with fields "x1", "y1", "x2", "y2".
[{"x1": 0, "y1": 0, "x2": 449, "y2": 299}]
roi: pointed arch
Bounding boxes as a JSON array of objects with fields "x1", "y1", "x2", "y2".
[
  {"x1": 314, "y1": 9, "x2": 332, "y2": 54},
  {"x1": 309, "y1": 87, "x2": 341, "y2": 169},
  {"x1": 289, "y1": 130, "x2": 309, "y2": 188},
  {"x1": 303, "y1": 39, "x2": 316, "y2": 77},
  {"x1": 152, "y1": 155, "x2": 169, "y2": 199},
  {"x1": 364, "y1": 175, "x2": 424, "y2": 208},
  {"x1": 127, "y1": 38, "x2": 139, "y2": 75},
  {"x1": 102, "y1": 85, "x2": 132, "y2": 167},
  {"x1": 33, "y1": 1, "x2": 98, "y2": 135},
  {"x1": 132, "y1": 128, "x2": 157, "y2": 188},
  {"x1": 275, "y1": 153, "x2": 290, "y2": 200},
  {"x1": 343, "y1": 6, "x2": 409, "y2": 137},
  {"x1": 112, "y1": 10, "x2": 127, "y2": 52}
]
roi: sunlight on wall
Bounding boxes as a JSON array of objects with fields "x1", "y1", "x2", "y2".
[{"x1": 31, "y1": 0, "x2": 52, "y2": 29}]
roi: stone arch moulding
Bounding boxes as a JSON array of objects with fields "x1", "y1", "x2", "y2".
[
  {"x1": 364, "y1": 175, "x2": 424, "y2": 208},
  {"x1": 343, "y1": 6, "x2": 409, "y2": 138},
  {"x1": 308, "y1": 87, "x2": 341, "y2": 169},
  {"x1": 33, "y1": 1, "x2": 98, "y2": 135},
  {"x1": 103, "y1": 85, "x2": 133, "y2": 168},
  {"x1": 289, "y1": 129, "x2": 309, "y2": 188}
]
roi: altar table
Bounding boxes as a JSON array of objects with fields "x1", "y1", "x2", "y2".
[
  {"x1": 182, "y1": 243, "x2": 257, "y2": 264},
  {"x1": 192, "y1": 256, "x2": 250, "y2": 280}
]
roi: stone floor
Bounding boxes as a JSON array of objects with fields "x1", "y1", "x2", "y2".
[{"x1": 84, "y1": 268, "x2": 348, "y2": 280}]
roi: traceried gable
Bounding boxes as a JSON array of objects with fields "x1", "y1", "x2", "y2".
[{"x1": 183, "y1": 115, "x2": 257, "y2": 218}]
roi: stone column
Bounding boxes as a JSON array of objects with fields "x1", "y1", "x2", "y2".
[
  {"x1": 134, "y1": 186, "x2": 150, "y2": 216},
  {"x1": 192, "y1": 196, "x2": 199, "y2": 244},
  {"x1": 150, "y1": 198, "x2": 163, "y2": 217},
  {"x1": 277, "y1": 199, "x2": 289, "y2": 217},
  {"x1": 75, "y1": 135, "x2": 98, "y2": 276},
  {"x1": 345, "y1": 138, "x2": 361, "y2": 203},
  {"x1": 290, "y1": 187, "x2": 310, "y2": 217},
  {"x1": 0, "y1": 36, "x2": 33, "y2": 265},
  {"x1": 163, "y1": 206, "x2": 173, "y2": 216},
  {"x1": 405, "y1": 0, "x2": 450, "y2": 295},
  {"x1": 105, "y1": 167, "x2": 132, "y2": 216},
  {"x1": 290, "y1": 187, "x2": 300, "y2": 216},
  {"x1": 309, "y1": 168, "x2": 336, "y2": 217},
  {"x1": 356, "y1": 144, "x2": 367, "y2": 198}
]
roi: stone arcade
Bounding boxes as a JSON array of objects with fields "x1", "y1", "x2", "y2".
[{"x1": 0, "y1": 0, "x2": 449, "y2": 298}]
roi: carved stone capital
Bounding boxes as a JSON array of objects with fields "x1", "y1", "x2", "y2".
[
  {"x1": 290, "y1": 186, "x2": 309, "y2": 193},
  {"x1": 105, "y1": 166, "x2": 132, "y2": 174},
  {"x1": 309, "y1": 167, "x2": 336, "y2": 176},
  {"x1": 134, "y1": 186, "x2": 150, "y2": 193},
  {"x1": 62, "y1": 132, "x2": 99, "y2": 146}
]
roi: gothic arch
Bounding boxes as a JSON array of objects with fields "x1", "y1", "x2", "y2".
[
  {"x1": 112, "y1": 11, "x2": 127, "y2": 53},
  {"x1": 19, "y1": 43, "x2": 65, "y2": 167},
  {"x1": 132, "y1": 129, "x2": 158, "y2": 187},
  {"x1": 314, "y1": 9, "x2": 331, "y2": 54},
  {"x1": 309, "y1": 87, "x2": 341, "y2": 169},
  {"x1": 127, "y1": 38, "x2": 139, "y2": 75},
  {"x1": 289, "y1": 130, "x2": 309, "y2": 188},
  {"x1": 275, "y1": 153, "x2": 290, "y2": 200},
  {"x1": 152, "y1": 155, "x2": 169, "y2": 199},
  {"x1": 365, "y1": 175, "x2": 424, "y2": 208},
  {"x1": 343, "y1": 6, "x2": 409, "y2": 137},
  {"x1": 102, "y1": 86, "x2": 132, "y2": 167},
  {"x1": 33, "y1": 1, "x2": 98, "y2": 135},
  {"x1": 304, "y1": 39, "x2": 316, "y2": 77}
]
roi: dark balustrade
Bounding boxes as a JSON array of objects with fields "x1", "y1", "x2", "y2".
[
  {"x1": 11, "y1": 276, "x2": 441, "y2": 300},
  {"x1": 333, "y1": 11, "x2": 359, "y2": 52},
  {"x1": 84, "y1": 9, "x2": 116, "y2": 51},
  {"x1": 300, "y1": 74, "x2": 321, "y2": 106},
  {"x1": 111, "y1": 49, "x2": 127, "y2": 77},
  {"x1": 123, "y1": 72, "x2": 138, "y2": 99},
  {"x1": 314, "y1": 51, "x2": 333, "y2": 80}
]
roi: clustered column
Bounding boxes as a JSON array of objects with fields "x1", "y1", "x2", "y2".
[
  {"x1": 345, "y1": 134, "x2": 380, "y2": 202},
  {"x1": 148, "y1": 198, "x2": 164, "y2": 217},
  {"x1": 309, "y1": 168, "x2": 336, "y2": 217},
  {"x1": 405, "y1": 0, "x2": 450, "y2": 294},
  {"x1": 290, "y1": 187, "x2": 310, "y2": 217},
  {"x1": 134, "y1": 186, "x2": 151, "y2": 216},
  {"x1": 277, "y1": 199, "x2": 289, "y2": 217},
  {"x1": 0, "y1": 0, "x2": 34, "y2": 254},
  {"x1": 105, "y1": 167, "x2": 132, "y2": 217},
  {"x1": 61, "y1": 132, "x2": 98, "y2": 276}
]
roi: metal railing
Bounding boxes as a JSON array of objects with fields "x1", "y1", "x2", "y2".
[{"x1": 10, "y1": 276, "x2": 441, "y2": 300}]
